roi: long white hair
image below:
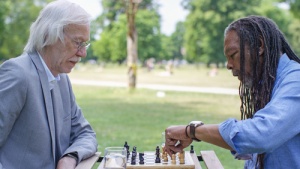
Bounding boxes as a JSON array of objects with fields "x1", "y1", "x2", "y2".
[{"x1": 24, "y1": 0, "x2": 91, "y2": 52}]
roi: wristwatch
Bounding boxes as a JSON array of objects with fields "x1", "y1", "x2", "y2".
[
  {"x1": 64, "y1": 152, "x2": 78, "y2": 162},
  {"x1": 189, "y1": 121, "x2": 204, "y2": 142}
]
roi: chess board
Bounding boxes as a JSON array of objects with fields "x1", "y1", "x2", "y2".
[{"x1": 126, "y1": 151, "x2": 195, "y2": 169}]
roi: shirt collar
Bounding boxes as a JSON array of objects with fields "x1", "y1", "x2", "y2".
[
  {"x1": 37, "y1": 52, "x2": 60, "y2": 90},
  {"x1": 277, "y1": 53, "x2": 289, "y2": 76}
]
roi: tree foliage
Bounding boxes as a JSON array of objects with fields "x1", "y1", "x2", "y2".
[
  {"x1": 183, "y1": 0, "x2": 261, "y2": 66},
  {"x1": 280, "y1": 0, "x2": 300, "y2": 19},
  {"x1": 92, "y1": 0, "x2": 162, "y2": 64},
  {"x1": 1, "y1": 0, "x2": 299, "y2": 64},
  {"x1": 93, "y1": 9, "x2": 161, "y2": 64},
  {"x1": 0, "y1": 0, "x2": 46, "y2": 60}
]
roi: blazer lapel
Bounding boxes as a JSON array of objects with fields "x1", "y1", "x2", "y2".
[{"x1": 28, "y1": 51, "x2": 57, "y2": 162}]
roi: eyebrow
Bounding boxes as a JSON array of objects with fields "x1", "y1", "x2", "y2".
[{"x1": 225, "y1": 46, "x2": 236, "y2": 55}]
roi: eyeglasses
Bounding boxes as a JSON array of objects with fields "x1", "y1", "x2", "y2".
[
  {"x1": 71, "y1": 39, "x2": 90, "y2": 51},
  {"x1": 65, "y1": 33, "x2": 90, "y2": 51}
]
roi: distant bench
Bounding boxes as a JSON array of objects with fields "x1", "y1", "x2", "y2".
[{"x1": 76, "y1": 150, "x2": 224, "y2": 169}]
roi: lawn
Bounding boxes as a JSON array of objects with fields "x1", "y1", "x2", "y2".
[{"x1": 70, "y1": 64, "x2": 244, "y2": 168}]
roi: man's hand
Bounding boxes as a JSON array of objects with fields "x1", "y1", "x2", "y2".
[
  {"x1": 56, "y1": 156, "x2": 77, "y2": 169},
  {"x1": 164, "y1": 125, "x2": 193, "y2": 156}
]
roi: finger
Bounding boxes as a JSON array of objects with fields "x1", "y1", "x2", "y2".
[
  {"x1": 168, "y1": 145, "x2": 183, "y2": 154},
  {"x1": 165, "y1": 138, "x2": 178, "y2": 146}
]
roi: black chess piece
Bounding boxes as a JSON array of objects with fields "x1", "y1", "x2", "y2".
[
  {"x1": 139, "y1": 153, "x2": 145, "y2": 164},
  {"x1": 124, "y1": 141, "x2": 130, "y2": 158},
  {"x1": 155, "y1": 153, "x2": 161, "y2": 163},
  {"x1": 155, "y1": 146, "x2": 161, "y2": 163},
  {"x1": 155, "y1": 146, "x2": 160, "y2": 155},
  {"x1": 190, "y1": 145, "x2": 194, "y2": 153},
  {"x1": 132, "y1": 146, "x2": 137, "y2": 160},
  {"x1": 131, "y1": 158, "x2": 136, "y2": 165}
]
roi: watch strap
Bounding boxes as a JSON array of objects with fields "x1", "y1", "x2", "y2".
[
  {"x1": 64, "y1": 152, "x2": 78, "y2": 162},
  {"x1": 189, "y1": 122, "x2": 203, "y2": 142}
]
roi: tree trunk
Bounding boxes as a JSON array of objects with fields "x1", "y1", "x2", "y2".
[{"x1": 126, "y1": 0, "x2": 139, "y2": 89}]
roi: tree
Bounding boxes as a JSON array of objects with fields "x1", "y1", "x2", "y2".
[
  {"x1": 0, "y1": 0, "x2": 46, "y2": 60},
  {"x1": 92, "y1": 0, "x2": 161, "y2": 89},
  {"x1": 183, "y1": 0, "x2": 260, "y2": 66},
  {"x1": 170, "y1": 21, "x2": 185, "y2": 60},
  {"x1": 126, "y1": 0, "x2": 140, "y2": 89},
  {"x1": 280, "y1": 0, "x2": 300, "y2": 19},
  {"x1": 253, "y1": 0, "x2": 300, "y2": 56}
]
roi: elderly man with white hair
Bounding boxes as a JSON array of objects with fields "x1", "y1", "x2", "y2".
[{"x1": 0, "y1": 1, "x2": 98, "y2": 168}]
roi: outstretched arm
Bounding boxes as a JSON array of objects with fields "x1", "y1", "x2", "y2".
[{"x1": 164, "y1": 124, "x2": 232, "y2": 155}]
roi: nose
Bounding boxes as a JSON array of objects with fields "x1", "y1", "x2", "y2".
[
  {"x1": 226, "y1": 61, "x2": 233, "y2": 70},
  {"x1": 76, "y1": 47, "x2": 87, "y2": 58}
]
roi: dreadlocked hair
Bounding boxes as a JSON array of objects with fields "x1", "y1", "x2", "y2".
[{"x1": 225, "y1": 15, "x2": 300, "y2": 169}]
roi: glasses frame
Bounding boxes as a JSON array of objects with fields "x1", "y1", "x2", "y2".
[
  {"x1": 71, "y1": 39, "x2": 90, "y2": 51},
  {"x1": 65, "y1": 33, "x2": 90, "y2": 51}
]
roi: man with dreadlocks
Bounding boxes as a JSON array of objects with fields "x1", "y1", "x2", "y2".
[{"x1": 164, "y1": 15, "x2": 300, "y2": 169}]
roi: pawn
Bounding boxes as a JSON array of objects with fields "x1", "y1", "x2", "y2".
[
  {"x1": 171, "y1": 154, "x2": 176, "y2": 164},
  {"x1": 190, "y1": 145, "x2": 194, "y2": 153},
  {"x1": 179, "y1": 152, "x2": 185, "y2": 164},
  {"x1": 163, "y1": 152, "x2": 168, "y2": 162}
]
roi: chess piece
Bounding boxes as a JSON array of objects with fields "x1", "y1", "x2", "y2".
[
  {"x1": 171, "y1": 154, "x2": 176, "y2": 164},
  {"x1": 190, "y1": 145, "x2": 194, "y2": 153},
  {"x1": 179, "y1": 151, "x2": 185, "y2": 164},
  {"x1": 155, "y1": 146, "x2": 161, "y2": 163},
  {"x1": 155, "y1": 154, "x2": 161, "y2": 163},
  {"x1": 163, "y1": 151, "x2": 168, "y2": 162},
  {"x1": 139, "y1": 153, "x2": 145, "y2": 165},
  {"x1": 124, "y1": 141, "x2": 130, "y2": 158},
  {"x1": 132, "y1": 148, "x2": 136, "y2": 158},
  {"x1": 131, "y1": 146, "x2": 137, "y2": 165},
  {"x1": 155, "y1": 146, "x2": 160, "y2": 156},
  {"x1": 131, "y1": 158, "x2": 136, "y2": 165}
]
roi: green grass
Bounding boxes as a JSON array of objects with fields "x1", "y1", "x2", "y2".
[
  {"x1": 70, "y1": 64, "x2": 240, "y2": 89},
  {"x1": 70, "y1": 64, "x2": 244, "y2": 168}
]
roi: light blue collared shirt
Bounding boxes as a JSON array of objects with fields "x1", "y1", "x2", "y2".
[
  {"x1": 37, "y1": 52, "x2": 60, "y2": 90},
  {"x1": 219, "y1": 53, "x2": 300, "y2": 169}
]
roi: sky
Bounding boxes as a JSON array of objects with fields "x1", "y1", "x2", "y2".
[{"x1": 68, "y1": 0, "x2": 188, "y2": 36}]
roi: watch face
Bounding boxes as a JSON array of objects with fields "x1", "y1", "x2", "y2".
[{"x1": 190, "y1": 121, "x2": 202, "y2": 125}]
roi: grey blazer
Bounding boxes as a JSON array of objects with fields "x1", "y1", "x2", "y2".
[{"x1": 0, "y1": 51, "x2": 97, "y2": 169}]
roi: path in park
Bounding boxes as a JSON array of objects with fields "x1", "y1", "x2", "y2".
[{"x1": 70, "y1": 79, "x2": 239, "y2": 95}]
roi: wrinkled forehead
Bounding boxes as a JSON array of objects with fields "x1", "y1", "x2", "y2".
[{"x1": 64, "y1": 24, "x2": 90, "y2": 40}]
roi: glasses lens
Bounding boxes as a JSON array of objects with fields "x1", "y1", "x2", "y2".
[{"x1": 85, "y1": 43, "x2": 90, "y2": 49}]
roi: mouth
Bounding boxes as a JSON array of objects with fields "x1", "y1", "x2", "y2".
[
  {"x1": 232, "y1": 71, "x2": 241, "y2": 81},
  {"x1": 69, "y1": 58, "x2": 81, "y2": 64}
]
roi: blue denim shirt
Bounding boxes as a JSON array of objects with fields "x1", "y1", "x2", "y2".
[{"x1": 219, "y1": 53, "x2": 300, "y2": 169}]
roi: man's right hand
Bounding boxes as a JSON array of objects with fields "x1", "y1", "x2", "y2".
[{"x1": 164, "y1": 125, "x2": 193, "y2": 156}]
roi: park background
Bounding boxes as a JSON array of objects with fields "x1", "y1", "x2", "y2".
[{"x1": 1, "y1": 0, "x2": 300, "y2": 168}]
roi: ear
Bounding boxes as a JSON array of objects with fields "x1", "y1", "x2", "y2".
[{"x1": 259, "y1": 37, "x2": 264, "y2": 55}]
